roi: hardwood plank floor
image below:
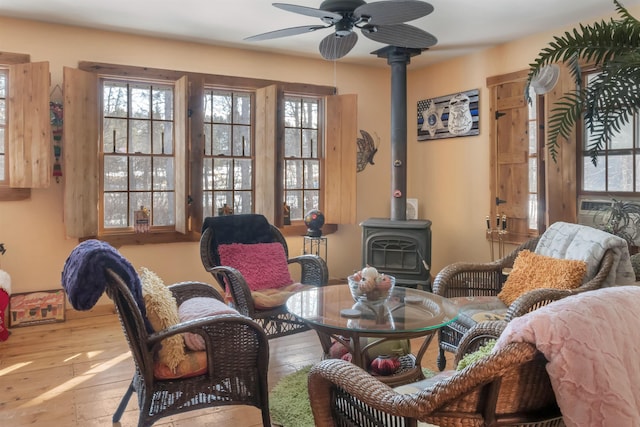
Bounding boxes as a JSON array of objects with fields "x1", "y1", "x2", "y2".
[{"x1": 0, "y1": 309, "x2": 442, "y2": 426}]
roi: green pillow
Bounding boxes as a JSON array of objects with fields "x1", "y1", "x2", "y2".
[{"x1": 456, "y1": 339, "x2": 497, "y2": 370}]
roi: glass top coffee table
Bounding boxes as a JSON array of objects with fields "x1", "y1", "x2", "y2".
[{"x1": 286, "y1": 284, "x2": 458, "y2": 386}]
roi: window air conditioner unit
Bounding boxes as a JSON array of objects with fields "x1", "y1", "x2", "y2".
[{"x1": 577, "y1": 197, "x2": 613, "y2": 227}]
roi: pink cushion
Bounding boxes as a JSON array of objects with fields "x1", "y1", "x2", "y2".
[
  {"x1": 178, "y1": 297, "x2": 239, "y2": 351},
  {"x1": 218, "y1": 242, "x2": 293, "y2": 291}
]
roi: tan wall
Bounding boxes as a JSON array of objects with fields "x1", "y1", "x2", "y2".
[
  {"x1": 406, "y1": 36, "x2": 550, "y2": 271},
  {"x1": 406, "y1": 4, "x2": 640, "y2": 271},
  {"x1": 0, "y1": 16, "x2": 391, "y2": 302},
  {"x1": 1, "y1": 5, "x2": 637, "y2": 303}
]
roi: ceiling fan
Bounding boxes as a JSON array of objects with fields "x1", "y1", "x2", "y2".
[{"x1": 245, "y1": 0, "x2": 438, "y2": 60}]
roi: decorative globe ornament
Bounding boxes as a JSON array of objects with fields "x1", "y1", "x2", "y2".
[{"x1": 304, "y1": 209, "x2": 325, "y2": 237}]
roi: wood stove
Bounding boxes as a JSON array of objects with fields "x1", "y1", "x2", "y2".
[
  {"x1": 360, "y1": 47, "x2": 432, "y2": 290},
  {"x1": 361, "y1": 218, "x2": 432, "y2": 290}
]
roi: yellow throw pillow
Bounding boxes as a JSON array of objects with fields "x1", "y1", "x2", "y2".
[
  {"x1": 139, "y1": 267, "x2": 186, "y2": 373},
  {"x1": 497, "y1": 250, "x2": 587, "y2": 306}
]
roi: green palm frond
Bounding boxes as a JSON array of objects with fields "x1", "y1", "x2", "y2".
[
  {"x1": 525, "y1": 0, "x2": 640, "y2": 165},
  {"x1": 615, "y1": 0, "x2": 640, "y2": 24}
]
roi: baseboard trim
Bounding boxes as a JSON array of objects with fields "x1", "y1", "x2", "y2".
[{"x1": 65, "y1": 304, "x2": 116, "y2": 320}]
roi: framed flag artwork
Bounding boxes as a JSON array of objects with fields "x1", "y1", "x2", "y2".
[{"x1": 417, "y1": 89, "x2": 479, "y2": 141}]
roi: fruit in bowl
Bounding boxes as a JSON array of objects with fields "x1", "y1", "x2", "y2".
[{"x1": 348, "y1": 267, "x2": 395, "y2": 304}]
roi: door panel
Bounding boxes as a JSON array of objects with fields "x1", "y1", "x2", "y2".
[{"x1": 493, "y1": 78, "x2": 530, "y2": 242}]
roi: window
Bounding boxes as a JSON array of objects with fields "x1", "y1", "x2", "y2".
[
  {"x1": 581, "y1": 71, "x2": 639, "y2": 194},
  {"x1": 527, "y1": 85, "x2": 540, "y2": 230},
  {"x1": 64, "y1": 62, "x2": 355, "y2": 243},
  {"x1": 0, "y1": 69, "x2": 6, "y2": 183},
  {"x1": 283, "y1": 95, "x2": 321, "y2": 220},
  {"x1": 203, "y1": 89, "x2": 253, "y2": 217},
  {"x1": 101, "y1": 80, "x2": 176, "y2": 231}
]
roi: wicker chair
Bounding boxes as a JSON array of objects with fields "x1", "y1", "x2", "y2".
[
  {"x1": 308, "y1": 320, "x2": 564, "y2": 427},
  {"x1": 200, "y1": 214, "x2": 329, "y2": 339},
  {"x1": 103, "y1": 268, "x2": 271, "y2": 427},
  {"x1": 433, "y1": 236, "x2": 614, "y2": 371}
]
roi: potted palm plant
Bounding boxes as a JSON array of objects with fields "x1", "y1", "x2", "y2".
[
  {"x1": 525, "y1": 0, "x2": 640, "y2": 165},
  {"x1": 593, "y1": 199, "x2": 640, "y2": 251}
]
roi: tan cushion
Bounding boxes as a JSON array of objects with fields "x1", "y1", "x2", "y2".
[
  {"x1": 251, "y1": 282, "x2": 313, "y2": 309},
  {"x1": 468, "y1": 311, "x2": 507, "y2": 323},
  {"x1": 154, "y1": 351, "x2": 207, "y2": 379},
  {"x1": 449, "y1": 296, "x2": 508, "y2": 327},
  {"x1": 139, "y1": 267, "x2": 186, "y2": 373},
  {"x1": 497, "y1": 250, "x2": 587, "y2": 305}
]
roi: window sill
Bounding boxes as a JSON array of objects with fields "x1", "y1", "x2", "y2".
[
  {"x1": 88, "y1": 231, "x2": 200, "y2": 248},
  {"x1": 86, "y1": 224, "x2": 337, "y2": 246},
  {"x1": 280, "y1": 223, "x2": 338, "y2": 237},
  {"x1": 0, "y1": 186, "x2": 30, "y2": 201}
]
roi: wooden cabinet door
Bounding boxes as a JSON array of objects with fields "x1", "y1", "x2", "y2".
[
  {"x1": 495, "y1": 79, "x2": 530, "y2": 241},
  {"x1": 488, "y1": 71, "x2": 533, "y2": 243}
]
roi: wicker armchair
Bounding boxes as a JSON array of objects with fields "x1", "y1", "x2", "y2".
[
  {"x1": 432, "y1": 236, "x2": 614, "y2": 371},
  {"x1": 200, "y1": 214, "x2": 329, "y2": 339},
  {"x1": 104, "y1": 269, "x2": 271, "y2": 427},
  {"x1": 308, "y1": 320, "x2": 563, "y2": 427}
]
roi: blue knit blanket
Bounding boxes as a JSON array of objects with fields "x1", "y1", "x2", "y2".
[{"x1": 61, "y1": 239, "x2": 146, "y2": 317}]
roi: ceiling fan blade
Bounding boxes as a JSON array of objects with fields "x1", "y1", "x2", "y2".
[
  {"x1": 274, "y1": 3, "x2": 342, "y2": 22},
  {"x1": 354, "y1": 1, "x2": 434, "y2": 25},
  {"x1": 362, "y1": 23, "x2": 437, "y2": 49},
  {"x1": 245, "y1": 25, "x2": 328, "y2": 41},
  {"x1": 319, "y1": 32, "x2": 358, "y2": 60}
]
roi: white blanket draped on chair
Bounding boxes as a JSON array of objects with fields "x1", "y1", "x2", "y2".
[{"x1": 535, "y1": 221, "x2": 636, "y2": 286}]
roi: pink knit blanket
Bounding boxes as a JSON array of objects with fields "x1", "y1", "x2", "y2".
[{"x1": 494, "y1": 286, "x2": 640, "y2": 427}]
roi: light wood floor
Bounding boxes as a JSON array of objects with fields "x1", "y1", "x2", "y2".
[{"x1": 0, "y1": 308, "x2": 442, "y2": 427}]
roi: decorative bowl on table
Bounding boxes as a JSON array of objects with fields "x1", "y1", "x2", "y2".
[{"x1": 348, "y1": 267, "x2": 395, "y2": 305}]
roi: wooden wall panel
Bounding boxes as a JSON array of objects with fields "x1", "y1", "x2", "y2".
[
  {"x1": 8, "y1": 61, "x2": 51, "y2": 188},
  {"x1": 254, "y1": 85, "x2": 280, "y2": 224},
  {"x1": 325, "y1": 94, "x2": 357, "y2": 225},
  {"x1": 63, "y1": 67, "x2": 99, "y2": 238},
  {"x1": 544, "y1": 63, "x2": 578, "y2": 225}
]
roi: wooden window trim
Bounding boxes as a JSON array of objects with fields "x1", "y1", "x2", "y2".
[
  {"x1": 78, "y1": 62, "x2": 335, "y2": 97},
  {"x1": 66, "y1": 61, "x2": 353, "y2": 246}
]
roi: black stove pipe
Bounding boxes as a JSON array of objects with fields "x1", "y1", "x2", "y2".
[{"x1": 375, "y1": 46, "x2": 422, "y2": 221}]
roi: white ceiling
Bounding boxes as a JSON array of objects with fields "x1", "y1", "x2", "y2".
[{"x1": 1, "y1": 0, "x2": 637, "y2": 68}]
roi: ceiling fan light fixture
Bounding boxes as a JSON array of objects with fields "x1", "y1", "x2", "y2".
[
  {"x1": 248, "y1": 0, "x2": 439, "y2": 60},
  {"x1": 334, "y1": 19, "x2": 353, "y2": 36}
]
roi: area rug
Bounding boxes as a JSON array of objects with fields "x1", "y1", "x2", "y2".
[{"x1": 269, "y1": 365, "x2": 435, "y2": 427}]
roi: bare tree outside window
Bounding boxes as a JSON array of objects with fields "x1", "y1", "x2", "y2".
[
  {"x1": 102, "y1": 80, "x2": 175, "y2": 230},
  {"x1": 203, "y1": 89, "x2": 253, "y2": 216},
  {"x1": 284, "y1": 96, "x2": 321, "y2": 220},
  {"x1": 582, "y1": 71, "x2": 639, "y2": 194}
]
